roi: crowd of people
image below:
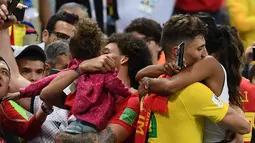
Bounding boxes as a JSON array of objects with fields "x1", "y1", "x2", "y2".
[{"x1": 0, "y1": 0, "x2": 255, "y2": 143}]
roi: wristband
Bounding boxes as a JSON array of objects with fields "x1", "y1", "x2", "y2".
[
  {"x1": 144, "y1": 77, "x2": 150, "y2": 94},
  {"x1": 75, "y1": 67, "x2": 81, "y2": 76},
  {"x1": 41, "y1": 103, "x2": 53, "y2": 115}
]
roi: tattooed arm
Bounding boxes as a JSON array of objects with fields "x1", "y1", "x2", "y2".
[{"x1": 55, "y1": 127, "x2": 117, "y2": 143}]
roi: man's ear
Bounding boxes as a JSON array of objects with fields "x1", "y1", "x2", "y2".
[
  {"x1": 42, "y1": 29, "x2": 49, "y2": 43},
  {"x1": 44, "y1": 63, "x2": 51, "y2": 77},
  {"x1": 172, "y1": 46, "x2": 178, "y2": 58},
  {"x1": 120, "y1": 56, "x2": 129, "y2": 65},
  {"x1": 156, "y1": 43, "x2": 162, "y2": 52}
]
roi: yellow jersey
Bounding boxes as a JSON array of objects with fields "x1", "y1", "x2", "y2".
[
  {"x1": 147, "y1": 82, "x2": 229, "y2": 143},
  {"x1": 227, "y1": 0, "x2": 255, "y2": 51}
]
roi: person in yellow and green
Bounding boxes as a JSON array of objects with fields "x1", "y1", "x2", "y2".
[{"x1": 226, "y1": 0, "x2": 255, "y2": 51}]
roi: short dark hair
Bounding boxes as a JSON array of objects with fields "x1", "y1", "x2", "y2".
[
  {"x1": 125, "y1": 18, "x2": 162, "y2": 44},
  {"x1": 69, "y1": 18, "x2": 103, "y2": 60},
  {"x1": 46, "y1": 12, "x2": 79, "y2": 33},
  {"x1": 0, "y1": 56, "x2": 10, "y2": 77},
  {"x1": 125, "y1": 18, "x2": 162, "y2": 59},
  {"x1": 161, "y1": 14, "x2": 207, "y2": 58},
  {"x1": 108, "y1": 33, "x2": 152, "y2": 89}
]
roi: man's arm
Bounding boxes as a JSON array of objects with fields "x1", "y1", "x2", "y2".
[
  {"x1": 140, "y1": 56, "x2": 221, "y2": 96},
  {"x1": 0, "y1": 3, "x2": 31, "y2": 111},
  {"x1": 228, "y1": 105, "x2": 244, "y2": 143},
  {"x1": 38, "y1": 0, "x2": 51, "y2": 29},
  {"x1": 0, "y1": 4, "x2": 30, "y2": 93},
  {"x1": 219, "y1": 106, "x2": 251, "y2": 135},
  {"x1": 184, "y1": 83, "x2": 250, "y2": 135},
  {"x1": 135, "y1": 64, "x2": 165, "y2": 81},
  {"x1": 56, "y1": 127, "x2": 117, "y2": 143},
  {"x1": 0, "y1": 29, "x2": 30, "y2": 92}
]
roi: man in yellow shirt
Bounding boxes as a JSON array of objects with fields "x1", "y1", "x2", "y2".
[
  {"x1": 146, "y1": 83, "x2": 228, "y2": 143},
  {"x1": 136, "y1": 14, "x2": 250, "y2": 143}
]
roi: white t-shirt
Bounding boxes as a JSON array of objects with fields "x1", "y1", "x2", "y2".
[{"x1": 27, "y1": 96, "x2": 69, "y2": 143}]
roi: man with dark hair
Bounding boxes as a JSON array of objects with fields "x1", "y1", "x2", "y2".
[
  {"x1": 160, "y1": 14, "x2": 207, "y2": 66},
  {"x1": 14, "y1": 45, "x2": 46, "y2": 83},
  {"x1": 136, "y1": 14, "x2": 250, "y2": 143},
  {"x1": 125, "y1": 18, "x2": 163, "y2": 65},
  {"x1": 40, "y1": 12, "x2": 79, "y2": 49}
]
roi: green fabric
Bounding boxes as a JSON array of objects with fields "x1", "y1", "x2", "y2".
[
  {"x1": 119, "y1": 107, "x2": 137, "y2": 125},
  {"x1": 9, "y1": 100, "x2": 28, "y2": 120},
  {"x1": 8, "y1": 100, "x2": 29, "y2": 142}
]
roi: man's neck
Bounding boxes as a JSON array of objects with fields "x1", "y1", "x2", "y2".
[
  {"x1": 117, "y1": 67, "x2": 131, "y2": 88},
  {"x1": 166, "y1": 56, "x2": 175, "y2": 64},
  {"x1": 152, "y1": 53, "x2": 158, "y2": 65}
]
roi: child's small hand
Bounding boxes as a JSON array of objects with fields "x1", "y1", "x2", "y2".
[
  {"x1": 163, "y1": 62, "x2": 180, "y2": 76},
  {"x1": 2, "y1": 92, "x2": 21, "y2": 101}
]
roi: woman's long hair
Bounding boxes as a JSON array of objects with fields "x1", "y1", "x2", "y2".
[{"x1": 213, "y1": 25, "x2": 244, "y2": 108}]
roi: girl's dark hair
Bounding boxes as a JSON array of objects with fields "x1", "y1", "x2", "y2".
[
  {"x1": 215, "y1": 25, "x2": 244, "y2": 108},
  {"x1": 69, "y1": 18, "x2": 103, "y2": 60}
]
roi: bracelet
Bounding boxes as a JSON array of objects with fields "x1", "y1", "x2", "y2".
[
  {"x1": 41, "y1": 103, "x2": 53, "y2": 115},
  {"x1": 144, "y1": 77, "x2": 150, "y2": 94},
  {"x1": 75, "y1": 67, "x2": 82, "y2": 76}
]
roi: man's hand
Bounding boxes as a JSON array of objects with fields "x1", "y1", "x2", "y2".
[
  {"x1": 0, "y1": 4, "x2": 16, "y2": 29},
  {"x1": 164, "y1": 62, "x2": 180, "y2": 76},
  {"x1": 2, "y1": 92, "x2": 21, "y2": 101},
  {"x1": 229, "y1": 133, "x2": 243, "y2": 143},
  {"x1": 79, "y1": 54, "x2": 116, "y2": 74},
  {"x1": 138, "y1": 77, "x2": 149, "y2": 99},
  {"x1": 139, "y1": 77, "x2": 172, "y2": 98},
  {"x1": 245, "y1": 46, "x2": 253, "y2": 64},
  {"x1": 0, "y1": 2, "x2": 27, "y2": 29}
]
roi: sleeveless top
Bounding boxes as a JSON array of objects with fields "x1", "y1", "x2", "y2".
[{"x1": 203, "y1": 65, "x2": 229, "y2": 143}]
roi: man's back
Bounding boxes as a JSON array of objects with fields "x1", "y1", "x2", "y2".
[{"x1": 147, "y1": 82, "x2": 228, "y2": 143}]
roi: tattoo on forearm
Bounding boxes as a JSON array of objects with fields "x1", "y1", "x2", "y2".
[
  {"x1": 100, "y1": 127, "x2": 117, "y2": 143},
  {"x1": 56, "y1": 127, "x2": 117, "y2": 143}
]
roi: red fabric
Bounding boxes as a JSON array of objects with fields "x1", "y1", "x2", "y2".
[
  {"x1": 175, "y1": 0, "x2": 223, "y2": 12},
  {"x1": 240, "y1": 78, "x2": 255, "y2": 112},
  {"x1": 238, "y1": 78, "x2": 255, "y2": 143},
  {"x1": 0, "y1": 137, "x2": 5, "y2": 143},
  {"x1": 10, "y1": 25, "x2": 15, "y2": 45},
  {"x1": 108, "y1": 94, "x2": 140, "y2": 143},
  {"x1": 66, "y1": 59, "x2": 131, "y2": 131},
  {"x1": 143, "y1": 74, "x2": 169, "y2": 113},
  {"x1": 0, "y1": 101, "x2": 43, "y2": 141},
  {"x1": 135, "y1": 108, "x2": 151, "y2": 143}
]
